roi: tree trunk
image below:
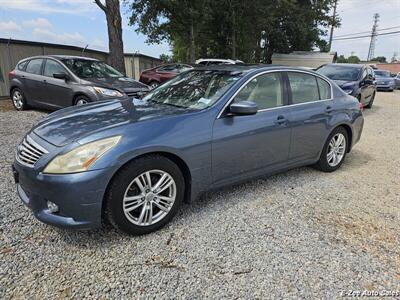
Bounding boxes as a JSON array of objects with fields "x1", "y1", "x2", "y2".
[
  {"x1": 95, "y1": 0, "x2": 126, "y2": 74},
  {"x1": 189, "y1": 21, "x2": 196, "y2": 63},
  {"x1": 265, "y1": 46, "x2": 274, "y2": 64},
  {"x1": 231, "y1": 10, "x2": 236, "y2": 59}
]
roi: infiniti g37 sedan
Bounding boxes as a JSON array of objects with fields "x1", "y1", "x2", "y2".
[{"x1": 12, "y1": 65, "x2": 364, "y2": 235}]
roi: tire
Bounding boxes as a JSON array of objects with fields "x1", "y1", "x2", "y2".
[
  {"x1": 365, "y1": 92, "x2": 375, "y2": 109},
  {"x1": 314, "y1": 127, "x2": 349, "y2": 172},
  {"x1": 11, "y1": 88, "x2": 28, "y2": 111},
  {"x1": 149, "y1": 81, "x2": 159, "y2": 89},
  {"x1": 74, "y1": 95, "x2": 90, "y2": 106},
  {"x1": 105, "y1": 155, "x2": 185, "y2": 235}
]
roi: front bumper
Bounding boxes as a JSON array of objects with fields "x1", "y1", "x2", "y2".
[{"x1": 13, "y1": 162, "x2": 111, "y2": 229}]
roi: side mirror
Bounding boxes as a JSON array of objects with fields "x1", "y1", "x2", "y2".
[
  {"x1": 53, "y1": 73, "x2": 69, "y2": 80},
  {"x1": 229, "y1": 101, "x2": 258, "y2": 115}
]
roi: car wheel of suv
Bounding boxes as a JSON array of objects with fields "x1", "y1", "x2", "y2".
[
  {"x1": 365, "y1": 92, "x2": 375, "y2": 109},
  {"x1": 314, "y1": 127, "x2": 348, "y2": 172},
  {"x1": 149, "y1": 81, "x2": 159, "y2": 89},
  {"x1": 74, "y1": 95, "x2": 90, "y2": 106},
  {"x1": 105, "y1": 155, "x2": 185, "y2": 235},
  {"x1": 11, "y1": 88, "x2": 27, "y2": 111}
]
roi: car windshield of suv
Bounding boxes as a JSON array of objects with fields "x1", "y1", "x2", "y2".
[
  {"x1": 317, "y1": 65, "x2": 361, "y2": 81},
  {"x1": 61, "y1": 59, "x2": 123, "y2": 78},
  {"x1": 374, "y1": 70, "x2": 390, "y2": 77},
  {"x1": 143, "y1": 70, "x2": 243, "y2": 110}
]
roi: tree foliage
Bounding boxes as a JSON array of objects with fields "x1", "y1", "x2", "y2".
[
  {"x1": 336, "y1": 54, "x2": 361, "y2": 64},
  {"x1": 371, "y1": 56, "x2": 387, "y2": 63},
  {"x1": 126, "y1": 0, "x2": 339, "y2": 63}
]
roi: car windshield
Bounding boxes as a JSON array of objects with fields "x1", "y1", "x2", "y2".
[
  {"x1": 374, "y1": 70, "x2": 390, "y2": 77},
  {"x1": 142, "y1": 70, "x2": 243, "y2": 110},
  {"x1": 317, "y1": 65, "x2": 361, "y2": 81},
  {"x1": 61, "y1": 59, "x2": 123, "y2": 78}
]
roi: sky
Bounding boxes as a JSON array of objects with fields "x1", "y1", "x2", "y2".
[
  {"x1": 0, "y1": 0, "x2": 171, "y2": 57},
  {"x1": 0, "y1": 0, "x2": 399, "y2": 61},
  {"x1": 330, "y1": 0, "x2": 400, "y2": 60}
]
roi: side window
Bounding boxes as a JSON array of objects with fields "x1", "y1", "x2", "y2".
[
  {"x1": 17, "y1": 60, "x2": 29, "y2": 71},
  {"x1": 25, "y1": 59, "x2": 44, "y2": 75},
  {"x1": 317, "y1": 78, "x2": 331, "y2": 100},
  {"x1": 288, "y1": 72, "x2": 320, "y2": 104},
  {"x1": 44, "y1": 59, "x2": 66, "y2": 77},
  {"x1": 233, "y1": 72, "x2": 283, "y2": 110}
]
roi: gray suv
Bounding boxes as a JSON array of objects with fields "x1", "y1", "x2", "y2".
[{"x1": 9, "y1": 55, "x2": 150, "y2": 111}]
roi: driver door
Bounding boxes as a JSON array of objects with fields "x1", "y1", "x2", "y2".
[{"x1": 211, "y1": 72, "x2": 291, "y2": 185}]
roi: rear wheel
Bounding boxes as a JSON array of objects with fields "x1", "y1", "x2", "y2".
[
  {"x1": 314, "y1": 127, "x2": 348, "y2": 172},
  {"x1": 11, "y1": 88, "x2": 27, "y2": 111},
  {"x1": 74, "y1": 95, "x2": 90, "y2": 106},
  {"x1": 105, "y1": 155, "x2": 185, "y2": 235},
  {"x1": 365, "y1": 92, "x2": 375, "y2": 109}
]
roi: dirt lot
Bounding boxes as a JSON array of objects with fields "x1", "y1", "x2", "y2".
[{"x1": 0, "y1": 92, "x2": 399, "y2": 299}]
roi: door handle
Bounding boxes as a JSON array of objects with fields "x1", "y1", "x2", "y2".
[
  {"x1": 325, "y1": 106, "x2": 333, "y2": 113},
  {"x1": 43, "y1": 79, "x2": 47, "y2": 83},
  {"x1": 274, "y1": 115, "x2": 287, "y2": 125}
]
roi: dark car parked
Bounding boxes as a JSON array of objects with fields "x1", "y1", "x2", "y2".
[
  {"x1": 139, "y1": 63, "x2": 193, "y2": 89},
  {"x1": 9, "y1": 55, "x2": 149, "y2": 111},
  {"x1": 374, "y1": 69, "x2": 396, "y2": 91},
  {"x1": 317, "y1": 63, "x2": 376, "y2": 108},
  {"x1": 13, "y1": 65, "x2": 364, "y2": 235},
  {"x1": 395, "y1": 72, "x2": 400, "y2": 89}
]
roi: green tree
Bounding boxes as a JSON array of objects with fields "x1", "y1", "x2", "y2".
[
  {"x1": 126, "y1": 0, "x2": 339, "y2": 64},
  {"x1": 347, "y1": 55, "x2": 360, "y2": 64},
  {"x1": 159, "y1": 53, "x2": 173, "y2": 63},
  {"x1": 371, "y1": 56, "x2": 386, "y2": 63},
  {"x1": 336, "y1": 55, "x2": 347, "y2": 63}
]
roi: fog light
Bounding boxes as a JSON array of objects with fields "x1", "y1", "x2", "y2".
[{"x1": 47, "y1": 201, "x2": 59, "y2": 213}]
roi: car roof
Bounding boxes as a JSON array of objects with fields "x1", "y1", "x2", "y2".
[
  {"x1": 323, "y1": 63, "x2": 364, "y2": 68},
  {"x1": 19, "y1": 55, "x2": 99, "y2": 62},
  {"x1": 192, "y1": 64, "x2": 308, "y2": 72}
]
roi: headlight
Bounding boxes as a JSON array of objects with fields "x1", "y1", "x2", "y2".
[
  {"x1": 44, "y1": 136, "x2": 121, "y2": 174},
  {"x1": 93, "y1": 86, "x2": 124, "y2": 97}
]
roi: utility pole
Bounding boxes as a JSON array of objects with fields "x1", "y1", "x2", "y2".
[
  {"x1": 328, "y1": 0, "x2": 338, "y2": 51},
  {"x1": 367, "y1": 13, "x2": 379, "y2": 61}
]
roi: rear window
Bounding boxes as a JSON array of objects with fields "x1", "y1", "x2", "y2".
[
  {"x1": 25, "y1": 59, "x2": 44, "y2": 75},
  {"x1": 17, "y1": 60, "x2": 29, "y2": 71}
]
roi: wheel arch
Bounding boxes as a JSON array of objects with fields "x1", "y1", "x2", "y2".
[
  {"x1": 102, "y1": 151, "x2": 192, "y2": 219},
  {"x1": 72, "y1": 92, "x2": 90, "y2": 105}
]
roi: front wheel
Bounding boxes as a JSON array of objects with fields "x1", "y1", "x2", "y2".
[
  {"x1": 105, "y1": 155, "x2": 185, "y2": 235},
  {"x1": 74, "y1": 95, "x2": 90, "y2": 106},
  {"x1": 314, "y1": 127, "x2": 348, "y2": 172}
]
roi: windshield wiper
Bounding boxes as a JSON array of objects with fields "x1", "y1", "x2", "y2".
[{"x1": 148, "y1": 99, "x2": 184, "y2": 108}]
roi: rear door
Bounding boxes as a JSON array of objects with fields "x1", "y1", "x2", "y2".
[
  {"x1": 212, "y1": 71, "x2": 291, "y2": 184},
  {"x1": 24, "y1": 58, "x2": 45, "y2": 104},
  {"x1": 42, "y1": 59, "x2": 74, "y2": 108},
  {"x1": 287, "y1": 71, "x2": 334, "y2": 162}
]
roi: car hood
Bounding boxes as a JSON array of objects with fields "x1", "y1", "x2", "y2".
[
  {"x1": 32, "y1": 99, "x2": 191, "y2": 147},
  {"x1": 81, "y1": 76, "x2": 149, "y2": 93}
]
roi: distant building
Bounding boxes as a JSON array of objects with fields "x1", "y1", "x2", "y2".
[
  {"x1": 0, "y1": 38, "x2": 162, "y2": 98},
  {"x1": 271, "y1": 51, "x2": 337, "y2": 69},
  {"x1": 374, "y1": 63, "x2": 400, "y2": 74}
]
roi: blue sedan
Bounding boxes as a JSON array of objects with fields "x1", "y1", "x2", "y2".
[{"x1": 12, "y1": 65, "x2": 364, "y2": 235}]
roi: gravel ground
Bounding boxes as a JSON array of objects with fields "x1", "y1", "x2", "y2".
[{"x1": 1, "y1": 92, "x2": 399, "y2": 299}]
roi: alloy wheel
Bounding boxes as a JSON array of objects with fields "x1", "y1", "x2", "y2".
[
  {"x1": 12, "y1": 90, "x2": 23, "y2": 109},
  {"x1": 327, "y1": 133, "x2": 346, "y2": 167},
  {"x1": 123, "y1": 170, "x2": 177, "y2": 226}
]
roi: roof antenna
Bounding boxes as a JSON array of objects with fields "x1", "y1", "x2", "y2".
[{"x1": 82, "y1": 44, "x2": 89, "y2": 56}]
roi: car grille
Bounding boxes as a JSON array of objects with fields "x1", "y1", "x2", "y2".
[{"x1": 16, "y1": 135, "x2": 48, "y2": 167}]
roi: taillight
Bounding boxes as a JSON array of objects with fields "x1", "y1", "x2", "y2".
[
  {"x1": 8, "y1": 70, "x2": 16, "y2": 78},
  {"x1": 359, "y1": 102, "x2": 364, "y2": 111}
]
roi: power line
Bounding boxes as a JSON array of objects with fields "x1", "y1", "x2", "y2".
[
  {"x1": 332, "y1": 30, "x2": 400, "y2": 41},
  {"x1": 334, "y1": 25, "x2": 400, "y2": 38}
]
